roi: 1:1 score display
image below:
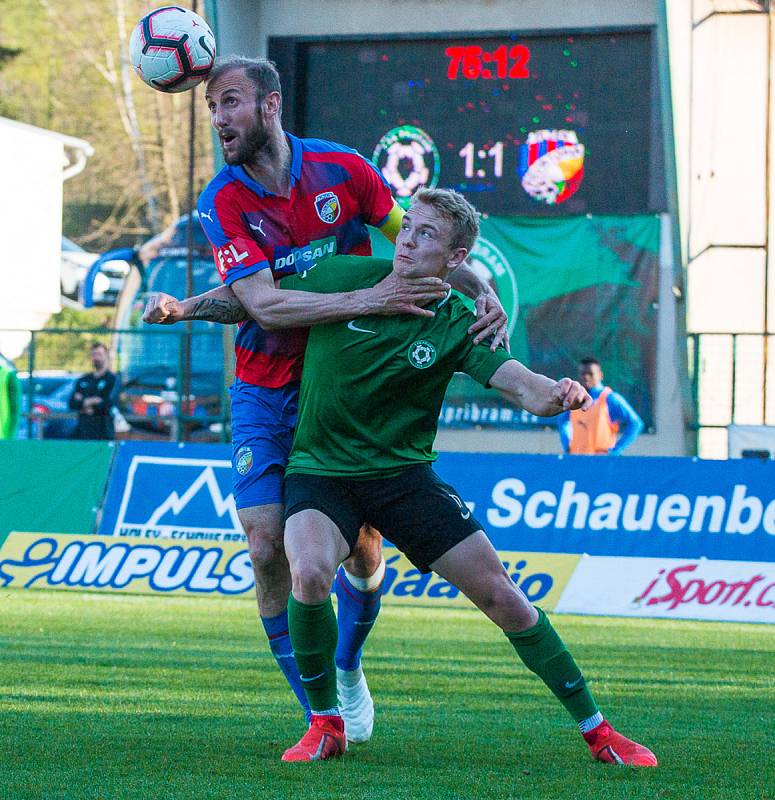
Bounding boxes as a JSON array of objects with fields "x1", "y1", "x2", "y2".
[
  {"x1": 458, "y1": 141, "x2": 504, "y2": 178},
  {"x1": 445, "y1": 44, "x2": 530, "y2": 80}
]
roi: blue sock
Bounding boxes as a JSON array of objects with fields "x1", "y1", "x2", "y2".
[
  {"x1": 261, "y1": 610, "x2": 311, "y2": 722},
  {"x1": 334, "y1": 566, "x2": 382, "y2": 671}
]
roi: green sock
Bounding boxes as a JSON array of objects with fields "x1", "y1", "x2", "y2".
[
  {"x1": 287, "y1": 594, "x2": 339, "y2": 713},
  {"x1": 505, "y1": 607, "x2": 599, "y2": 723}
]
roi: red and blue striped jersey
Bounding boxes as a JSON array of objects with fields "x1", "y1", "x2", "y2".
[{"x1": 197, "y1": 132, "x2": 394, "y2": 388}]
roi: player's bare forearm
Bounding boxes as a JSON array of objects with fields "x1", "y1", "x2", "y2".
[
  {"x1": 489, "y1": 361, "x2": 592, "y2": 417},
  {"x1": 493, "y1": 364, "x2": 559, "y2": 416},
  {"x1": 233, "y1": 282, "x2": 368, "y2": 329},
  {"x1": 231, "y1": 269, "x2": 449, "y2": 330}
]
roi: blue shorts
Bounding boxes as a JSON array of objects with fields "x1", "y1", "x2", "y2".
[{"x1": 230, "y1": 379, "x2": 299, "y2": 509}]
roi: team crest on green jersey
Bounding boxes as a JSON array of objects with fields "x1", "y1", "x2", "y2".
[{"x1": 408, "y1": 339, "x2": 436, "y2": 369}]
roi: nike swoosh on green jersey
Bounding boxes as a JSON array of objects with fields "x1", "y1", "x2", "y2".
[
  {"x1": 346, "y1": 320, "x2": 377, "y2": 335},
  {"x1": 564, "y1": 676, "x2": 584, "y2": 689}
]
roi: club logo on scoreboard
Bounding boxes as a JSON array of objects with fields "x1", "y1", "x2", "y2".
[
  {"x1": 466, "y1": 237, "x2": 519, "y2": 336},
  {"x1": 518, "y1": 129, "x2": 585, "y2": 206},
  {"x1": 372, "y1": 125, "x2": 440, "y2": 209}
]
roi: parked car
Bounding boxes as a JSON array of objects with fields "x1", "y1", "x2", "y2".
[
  {"x1": 60, "y1": 236, "x2": 130, "y2": 306},
  {"x1": 120, "y1": 368, "x2": 221, "y2": 434},
  {"x1": 110, "y1": 213, "x2": 227, "y2": 438},
  {"x1": 17, "y1": 371, "x2": 80, "y2": 439}
]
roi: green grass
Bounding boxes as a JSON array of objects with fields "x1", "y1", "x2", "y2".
[{"x1": 0, "y1": 591, "x2": 773, "y2": 800}]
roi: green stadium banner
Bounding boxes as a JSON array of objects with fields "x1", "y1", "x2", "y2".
[
  {"x1": 0, "y1": 441, "x2": 114, "y2": 546},
  {"x1": 372, "y1": 214, "x2": 660, "y2": 430}
]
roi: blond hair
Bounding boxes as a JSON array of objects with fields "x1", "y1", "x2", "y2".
[{"x1": 412, "y1": 188, "x2": 480, "y2": 252}]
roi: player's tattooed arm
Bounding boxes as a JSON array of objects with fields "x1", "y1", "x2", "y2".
[
  {"x1": 186, "y1": 294, "x2": 250, "y2": 323},
  {"x1": 489, "y1": 360, "x2": 593, "y2": 417},
  {"x1": 143, "y1": 285, "x2": 249, "y2": 325}
]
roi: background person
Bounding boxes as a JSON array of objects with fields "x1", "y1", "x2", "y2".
[
  {"x1": 0, "y1": 356, "x2": 20, "y2": 440},
  {"x1": 68, "y1": 343, "x2": 117, "y2": 441},
  {"x1": 559, "y1": 357, "x2": 644, "y2": 455}
]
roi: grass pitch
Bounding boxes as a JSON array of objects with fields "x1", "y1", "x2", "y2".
[{"x1": 0, "y1": 591, "x2": 773, "y2": 800}]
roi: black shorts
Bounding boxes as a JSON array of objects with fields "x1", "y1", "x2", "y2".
[{"x1": 283, "y1": 463, "x2": 484, "y2": 573}]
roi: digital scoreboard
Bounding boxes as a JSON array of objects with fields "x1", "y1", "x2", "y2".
[{"x1": 270, "y1": 29, "x2": 664, "y2": 216}]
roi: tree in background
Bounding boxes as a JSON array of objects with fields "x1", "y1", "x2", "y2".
[
  {"x1": 0, "y1": 0, "x2": 214, "y2": 250},
  {"x1": 15, "y1": 308, "x2": 114, "y2": 372}
]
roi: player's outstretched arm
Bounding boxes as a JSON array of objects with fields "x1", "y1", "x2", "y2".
[
  {"x1": 230, "y1": 269, "x2": 449, "y2": 330},
  {"x1": 143, "y1": 285, "x2": 249, "y2": 325},
  {"x1": 489, "y1": 360, "x2": 592, "y2": 417}
]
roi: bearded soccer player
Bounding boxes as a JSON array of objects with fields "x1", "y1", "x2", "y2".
[
  {"x1": 267, "y1": 188, "x2": 657, "y2": 766},
  {"x1": 142, "y1": 56, "x2": 507, "y2": 741}
]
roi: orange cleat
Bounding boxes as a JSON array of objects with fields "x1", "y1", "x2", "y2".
[
  {"x1": 281, "y1": 714, "x2": 347, "y2": 763},
  {"x1": 583, "y1": 721, "x2": 658, "y2": 767}
]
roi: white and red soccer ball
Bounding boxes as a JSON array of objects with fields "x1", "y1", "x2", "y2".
[{"x1": 129, "y1": 6, "x2": 216, "y2": 93}]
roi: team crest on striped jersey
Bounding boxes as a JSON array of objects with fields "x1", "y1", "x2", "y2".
[{"x1": 314, "y1": 191, "x2": 341, "y2": 224}]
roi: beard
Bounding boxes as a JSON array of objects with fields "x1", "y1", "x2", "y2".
[{"x1": 222, "y1": 118, "x2": 271, "y2": 166}]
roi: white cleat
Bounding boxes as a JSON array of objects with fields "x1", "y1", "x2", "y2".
[{"x1": 337, "y1": 665, "x2": 374, "y2": 744}]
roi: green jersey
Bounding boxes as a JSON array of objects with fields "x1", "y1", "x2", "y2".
[{"x1": 280, "y1": 255, "x2": 513, "y2": 478}]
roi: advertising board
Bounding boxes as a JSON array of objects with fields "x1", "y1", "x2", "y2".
[
  {"x1": 100, "y1": 444, "x2": 775, "y2": 563},
  {"x1": 555, "y1": 555, "x2": 775, "y2": 623},
  {"x1": 87, "y1": 443, "x2": 775, "y2": 622},
  {"x1": 0, "y1": 532, "x2": 577, "y2": 610}
]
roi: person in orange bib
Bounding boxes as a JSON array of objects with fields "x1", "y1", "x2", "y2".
[{"x1": 559, "y1": 357, "x2": 644, "y2": 455}]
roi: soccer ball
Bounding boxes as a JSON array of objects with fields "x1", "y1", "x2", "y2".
[{"x1": 129, "y1": 6, "x2": 216, "y2": 93}]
